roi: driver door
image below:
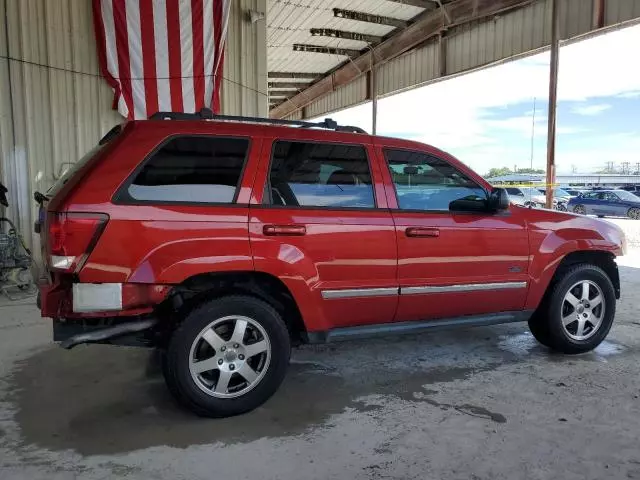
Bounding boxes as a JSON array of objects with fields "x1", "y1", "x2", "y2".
[{"x1": 377, "y1": 145, "x2": 530, "y2": 322}]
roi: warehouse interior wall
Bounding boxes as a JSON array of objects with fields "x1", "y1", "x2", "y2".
[{"x1": 0, "y1": 0, "x2": 268, "y2": 249}]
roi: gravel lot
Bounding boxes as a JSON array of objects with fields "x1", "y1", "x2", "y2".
[{"x1": 1, "y1": 218, "x2": 640, "y2": 480}]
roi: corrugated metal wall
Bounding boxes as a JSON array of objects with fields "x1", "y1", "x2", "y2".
[
  {"x1": 300, "y1": 0, "x2": 640, "y2": 119},
  {"x1": 222, "y1": 0, "x2": 268, "y2": 117},
  {"x1": 0, "y1": 0, "x2": 268, "y2": 248}
]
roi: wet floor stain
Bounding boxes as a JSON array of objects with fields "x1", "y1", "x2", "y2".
[
  {"x1": 7, "y1": 341, "x2": 507, "y2": 455},
  {"x1": 8, "y1": 323, "x2": 630, "y2": 455},
  {"x1": 396, "y1": 384, "x2": 507, "y2": 424}
]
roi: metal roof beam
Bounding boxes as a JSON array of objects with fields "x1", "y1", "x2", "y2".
[
  {"x1": 268, "y1": 82, "x2": 311, "y2": 89},
  {"x1": 292, "y1": 44, "x2": 362, "y2": 57},
  {"x1": 332, "y1": 8, "x2": 408, "y2": 28},
  {"x1": 310, "y1": 28, "x2": 383, "y2": 44},
  {"x1": 385, "y1": 0, "x2": 439, "y2": 9},
  {"x1": 268, "y1": 90, "x2": 300, "y2": 97},
  {"x1": 268, "y1": 72, "x2": 322, "y2": 79},
  {"x1": 272, "y1": 0, "x2": 533, "y2": 119}
]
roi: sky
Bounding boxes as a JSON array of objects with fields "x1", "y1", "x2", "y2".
[{"x1": 322, "y1": 23, "x2": 640, "y2": 176}]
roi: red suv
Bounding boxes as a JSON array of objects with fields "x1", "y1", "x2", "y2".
[{"x1": 38, "y1": 110, "x2": 626, "y2": 417}]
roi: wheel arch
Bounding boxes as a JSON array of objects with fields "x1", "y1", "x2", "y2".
[
  {"x1": 530, "y1": 250, "x2": 620, "y2": 315},
  {"x1": 159, "y1": 271, "x2": 307, "y2": 344}
]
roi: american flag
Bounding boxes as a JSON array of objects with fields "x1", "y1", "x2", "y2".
[{"x1": 93, "y1": 0, "x2": 231, "y2": 120}]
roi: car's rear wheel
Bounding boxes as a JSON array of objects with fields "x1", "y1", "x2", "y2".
[
  {"x1": 573, "y1": 204, "x2": 586, "y2": 215},
  {"x1": 163, "y1": 295, "x2": 291, "y2": 417},
  {"x1": 529, "y1": 264, "x2": 615, "y2": 354},
  {"x1": 628, "y1": 207, "x2": 640, "y2": 220}
]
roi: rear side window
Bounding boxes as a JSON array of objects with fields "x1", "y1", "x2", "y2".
[
  {"x1": 266, "y1": 140, "x2": 375, "y2": 209},
  {"x1": 123, "y1": 136, "x2": 249, "y2": 204}
]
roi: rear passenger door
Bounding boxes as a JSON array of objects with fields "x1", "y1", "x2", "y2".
[{"x1": 249, "y1": 132, "x2": 398, "y2": 331}]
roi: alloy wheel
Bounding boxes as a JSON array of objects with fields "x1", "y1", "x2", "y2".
[
  {"x1": 188, "y1": 315, "x2": 271, "y2": 398},
  {"x1": 629, "y1": 208, "x2": 640, "y2": 220},
  {"x1": 573, "y1": 205, "x2": 586, "y2": 215},
  {"x1": 560, "y1": 280, "x2": 605, "y2": 341}
]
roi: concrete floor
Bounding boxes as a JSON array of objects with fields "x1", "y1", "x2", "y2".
[{"x1": 1, "y1": 226, "x2": 640, "y2": 479}]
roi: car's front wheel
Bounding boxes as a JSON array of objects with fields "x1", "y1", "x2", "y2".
[
  {"x1": 573, "y1": 204, "x2": 586, "y2": 215},
  {"x1": 163, "y1": 295, "x2": 291, "y2": 417},
  {"x1": 529, "y1": 264, "x2": 615, "y2": 354}
]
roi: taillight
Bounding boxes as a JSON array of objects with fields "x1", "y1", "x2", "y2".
[{"x1": 47, "y1": 212, "x2": 108, "y2": 272}]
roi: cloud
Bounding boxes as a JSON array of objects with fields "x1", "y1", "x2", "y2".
[
  {"x1": 618, "y1": 91, "x2": 640, "y2": 98},
  {"x1": 321, "y1": 24, "x2": 640, "y2": 172},
  {"x1": 571, "y1": 104, "x2": 611, "y2": 116}
]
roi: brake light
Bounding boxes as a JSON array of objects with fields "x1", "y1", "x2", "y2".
[{"x1": 47, "y1": 212, "x2": 108, "y2": 272}]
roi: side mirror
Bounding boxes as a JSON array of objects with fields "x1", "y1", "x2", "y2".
[
  {"x1": 403, "y1": 166, "x2": 419, "y2": 175},
  {"x1": 488, "y1": 188, "x2": 509, "y2": 211}
]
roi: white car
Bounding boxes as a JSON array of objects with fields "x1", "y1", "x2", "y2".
[{"x1": 505, "y1": 187, "x2": 548, "y2": 207}]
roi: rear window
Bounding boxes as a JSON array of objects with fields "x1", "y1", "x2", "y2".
[
  {"x1": 47, "y1": 145, "x2": 104, "y2": 198},
  {"x1": 47, "y1": 125, "x2": 122, "y2": 198},
  {"x1": 122, "y1": 136, "x2": 249, "y2": 204}
]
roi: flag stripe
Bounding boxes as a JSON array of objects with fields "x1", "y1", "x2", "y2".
[
  {"x1": 94, "y1": 0, "x2": 229, "y2": 119},
  {"x1": 179, "y1": 0, "x2": 195, "y2": 113},
  {"x1": 212, "y1": 0, "x2": 223, "y2": 112},
  {"x1": 112, "y1": 0, "x2": 134, "y2": 119},
  {"x1": 140, "y1": 0, "x2": 158, "y2": 118},
  {"x1": 166, "y1": 0, "x2": 184, "y2": 113},
  {"x1": 93, "y1": 0, "x2": 121, "y2": 111},
  {"x1": 152, "y1": 0, "x2": 172, "y2": 113},
  {"x1": 202, "y1": 0, "x2": 214, "y2": 109},
  {"x1": 191, "y1": 0, "x2": 205, "y2": 111},
  {"x1": 126, "y1": 0, "x2": 146, "y2": 120}
]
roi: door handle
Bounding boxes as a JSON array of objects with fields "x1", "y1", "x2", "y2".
[
  {"x1": 405, "y1": 227, "x2": 440, "y2": 238},
  {"x1": 263, "y1": 224, "x2": 307, "y2": 236}
]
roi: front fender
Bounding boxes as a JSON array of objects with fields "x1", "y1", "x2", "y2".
[{"x1": 525, "y1": 213, "x2": 625, "y2": 309}]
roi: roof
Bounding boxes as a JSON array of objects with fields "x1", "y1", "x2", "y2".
[
  {"x1": 267, "y1": 0, "x2": 440, "y2": 110},
  {"x1": 487, "y1": 174, "x2": 544, "y2": 183}
]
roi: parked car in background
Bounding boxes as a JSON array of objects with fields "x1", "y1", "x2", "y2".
[
  {"x1": 569, "y1": 190, "x2": 640, "y2": 219},
  {"x1": 36, "y1": 111, "x2": 626, "y2": 418},
  {"x1": 620, "y1": 185, "x2": 640, "y2": 197},
  {"x1": 505, "y1": 187, "x2": 547, "y2": 207},
  {"x1": 540, "y1": 188, "x2": 572, "y2": 203},
  {"x1": 564, "y1": 188, "x2": 585, "y2": 197}
]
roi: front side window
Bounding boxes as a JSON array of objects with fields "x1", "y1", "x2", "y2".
[
  {"x1": 125, "y1": 136, "x2": 249, "y2": 203},
  {"x1": 266, "y1": 141, "x2": 375, "y2": 209},
  {"x1": 383, "y1": 149, "x2": 486, "y2": 211}
]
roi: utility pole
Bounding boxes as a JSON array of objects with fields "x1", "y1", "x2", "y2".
[
  {"x1": 545, "y1": 0, "x2": 559, "y2": 209},
  {"x1": 530, "y1": 97, "x2": 536, "y2": 170}
]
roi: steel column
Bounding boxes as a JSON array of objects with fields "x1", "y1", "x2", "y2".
[{"x1": 545, "y1": 0, "x2": 559, "y2": 209}]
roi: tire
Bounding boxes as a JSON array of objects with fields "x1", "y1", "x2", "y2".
[
  {"x1": 628, "y1": 207, "x2": 640, "y2": 220},
  {"x1": 573, "y1": 204, "x2": 586, "y2": 215},
  {"x1": 527, "y1": 314, "x2": 552, "y2": 347},
  {"x1": 529, "y1": 264, "x2": 616, "y2": 354},
  {"x1": 163, "y1": 295, "x2": 291, "y2": 417}
]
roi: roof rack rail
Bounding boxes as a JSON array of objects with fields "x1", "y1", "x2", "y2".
[{"x1": 148, "y1": 108, "x2": 367, "y2": 134}]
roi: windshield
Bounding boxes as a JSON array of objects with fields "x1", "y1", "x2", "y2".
[
  {"x1": 553, "y1": 188, "x2": 570, "y2": 197},
  {"x1": 613, "y1": 190, "x2": 639, "y2": 202}
]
